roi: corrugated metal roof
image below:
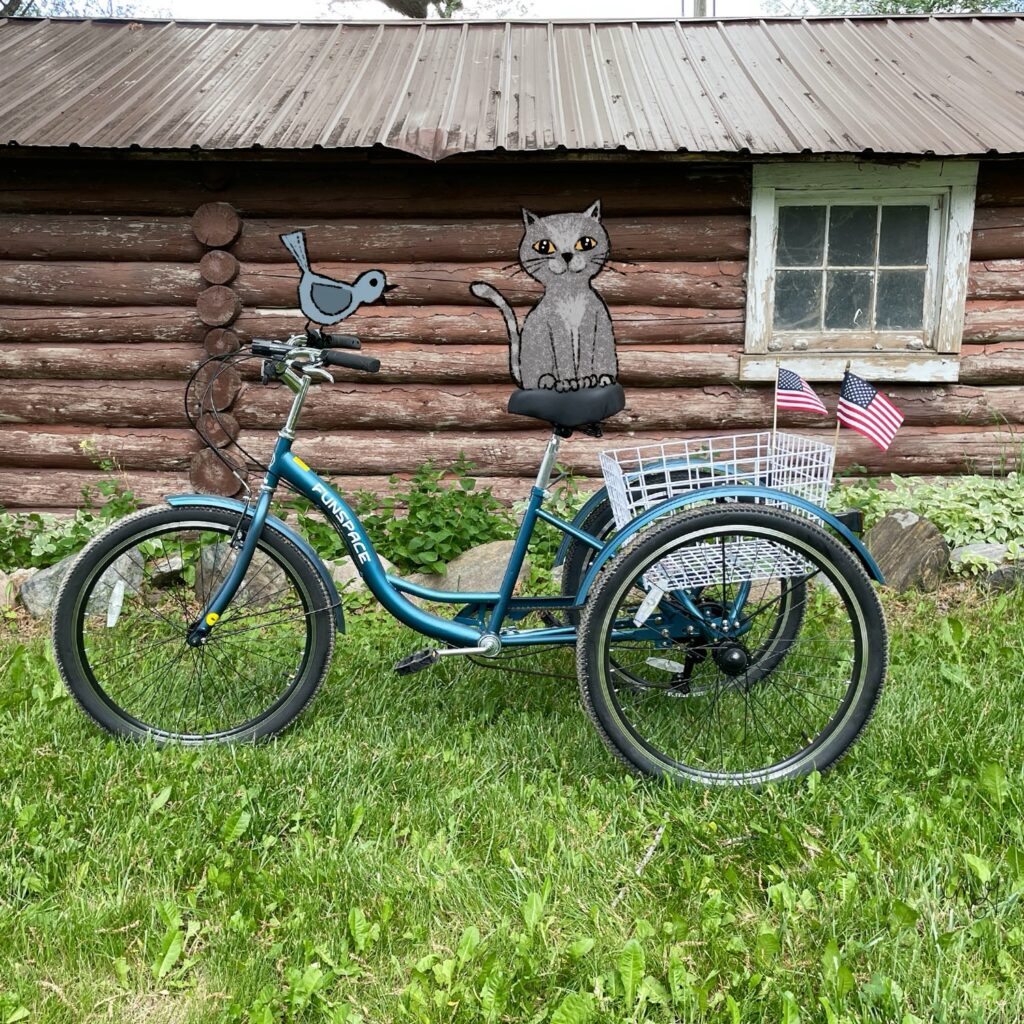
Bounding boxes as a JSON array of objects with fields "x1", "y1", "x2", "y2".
[{"x1": 1, "y1": 15, "x2": 1022, "y2": 160}]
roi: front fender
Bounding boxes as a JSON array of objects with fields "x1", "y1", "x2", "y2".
[
  {"x1": 573, "y1": 486, "x2": 883, "y2": 603},
  {"x1": 165, "y1": 494, "x2": 345, "y2": 633}
]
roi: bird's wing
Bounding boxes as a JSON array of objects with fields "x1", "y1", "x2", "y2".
[{"x1": 310, "y1": 281, "x2": 355, "y2": 318}]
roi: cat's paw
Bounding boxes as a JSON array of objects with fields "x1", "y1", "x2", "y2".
[
  {"x1": 598, "y1": 374, "x2": 616, "y2": 387},
  {"x1": 580, "y1": 374, "x2": 598, "y2": 389},
  {"x1": 537, "y1": 374, "x2": 557, "y2": 390}
]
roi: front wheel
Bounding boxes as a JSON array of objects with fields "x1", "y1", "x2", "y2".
[
  {"x1": 52, "y1": 505, "x2": 336, "y2": 744},
  {"x1": 576, "y1": 505, "x2": 886, "y2": 785}
]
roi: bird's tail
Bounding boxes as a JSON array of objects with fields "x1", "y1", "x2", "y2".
[
  {"x1": 470, "y1": 282, "x2": 522, "y2": 386},
  {"x1": 279, "y1": 230, "x2": 310, "y2": 273}
]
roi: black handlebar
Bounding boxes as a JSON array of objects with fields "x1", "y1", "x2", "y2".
[
  {"x1": 322, "y1": 350, "x2": 381, "y2": 374},
  {"x1": 307, "y1": 328, "x2": 362, "y2": 350}
]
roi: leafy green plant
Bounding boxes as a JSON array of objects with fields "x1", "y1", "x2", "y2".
[
  {"x1": 0, "y1": 460, "x2": 138, "y2": 573},
  {"x1": 285, "y1": 457, "x2": 515, "y2": 575},
  {"x1": 832, "y1": 473, "x2": 1024, "y2": 551}
]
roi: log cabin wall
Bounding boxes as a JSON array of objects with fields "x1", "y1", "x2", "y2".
[{"x1": 0, "y1": 153, "x2": 1022, "y2": 513}]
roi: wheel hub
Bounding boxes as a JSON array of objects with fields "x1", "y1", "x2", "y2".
[{"x1": 712, "y1": 641, "x2": 750, "y2": 677}]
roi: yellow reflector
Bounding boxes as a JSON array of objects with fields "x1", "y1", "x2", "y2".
[{"x1": 205, "y1": 612, "x2": 220, "y2": 626}]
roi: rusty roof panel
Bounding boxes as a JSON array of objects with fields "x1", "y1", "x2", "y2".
[{"x1": 1, "y1": 15, "x2": 1022, "y2": 159}]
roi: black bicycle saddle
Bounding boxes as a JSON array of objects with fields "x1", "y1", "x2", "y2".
[{"x1": 507, "y1": 383, "x2": 626, "y2": 431}]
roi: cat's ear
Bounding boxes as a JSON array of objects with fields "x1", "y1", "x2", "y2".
[
  {"x1": 583, "y1": 199, "x2": 602, "y2": 221},
  {"x1": 522, "y1": 208, "x2": 539, "y2": 227}
]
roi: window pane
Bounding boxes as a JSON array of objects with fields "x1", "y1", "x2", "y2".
[
  {"x1": 827, "y1": 205, "x2": 877, "y2": 266},
  {"x1": 876, "y1": 269, "x2": 926, "y2": 329},
  {"x1": 879, "y1": 205, "x2": 930, "y2": 265},
  {"x1": 774, "y1": 270, "x2": 822, "y2": 330},
  {"x1": 776, "y1": 206, "x2": 826, "y2": 267},
  {"x1": 824, "y1": 270, "x2": 873, "y2": 329}
]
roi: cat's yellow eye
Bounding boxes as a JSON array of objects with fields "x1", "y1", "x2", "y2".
[
  {"x1": 575, "y1": 236, "x2": 598, "y2": 252},
  {"x1": 532, "y1": 239, "x2": 556, "y2": 255}
]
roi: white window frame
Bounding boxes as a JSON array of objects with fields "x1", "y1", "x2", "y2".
[{"x1": 741, "y1": 161, "x2": 978, "y2": 383}]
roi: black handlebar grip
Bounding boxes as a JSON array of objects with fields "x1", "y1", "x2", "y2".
[
  {"x1": 323, "y1": 333, "x2": 361, "y2": 350},
  {"x1": 322, "y1": 350, "x2": 381, "y2": 374}
]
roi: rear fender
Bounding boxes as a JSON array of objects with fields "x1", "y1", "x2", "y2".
[
  {"x1": 573, "y1": 485, "x2": 883, "y2": 603},
  {"x1": 165, "y1": 494, "x2": 345, "y2": 633}
]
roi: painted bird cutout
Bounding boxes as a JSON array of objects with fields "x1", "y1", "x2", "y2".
[{"x1": 279, "y1": 230, "x2": 392, "y2": 328}]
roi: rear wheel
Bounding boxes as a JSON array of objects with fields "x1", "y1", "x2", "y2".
[
  {"x1": 576, "y1": 505, "x2": 886, "y2": 785},
  {"x1": 53, "y1": 505, "x2": 335, "y2": 744},
  {"x1": 562, "y1": 495, "x2": 805, "y2": 687}
]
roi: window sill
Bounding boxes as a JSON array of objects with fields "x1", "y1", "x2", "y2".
[{"x1": 739, "y1": 352, "x2": 959, "y2": 383}]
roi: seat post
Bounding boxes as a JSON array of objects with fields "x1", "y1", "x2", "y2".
[{"x1": 534, "y1": 431, "x2": 562, "y2": 490}]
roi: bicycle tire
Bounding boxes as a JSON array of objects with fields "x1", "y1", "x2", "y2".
[
  {"x1": 52, "y1": 504, "x2": 335, "y2": 744},
  {"x1": 576, "y1": 504, "x2": 886, "y2": 785}
]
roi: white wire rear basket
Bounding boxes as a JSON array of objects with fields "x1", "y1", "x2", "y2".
[{"x1": 599, "y1": 431, "x2": 836, "y2": 587}]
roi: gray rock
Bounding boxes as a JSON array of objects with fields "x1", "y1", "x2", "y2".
[
  {"x1": 327, "y1": 554, "x2": 396, "y2": 594},
  {"x1": 148, "y1": 552, "x2": 185, "y2": 587},
  {"x1": 865, "y1": 509, "x2": 949, "y2": 593},
  {"x1": 197, "y1": 543, "x2": 288, "y2": 608},
  {"x1": 986, "y1": 564, "x2": 1024, "y2": 592},
  {"x1": 949, "y1": 542, "x2": 1009, "y2": 570},
  {"x1": 19, "y1": 550, "x2": 143, "y2": 618},
  {"x1": 405, "y1": 540, "x2": 530, "y2": 595}
]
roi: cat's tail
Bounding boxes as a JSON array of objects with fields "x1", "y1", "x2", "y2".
[{"x1": 470, "y1": 281, "x2": 521, "y2": 385}]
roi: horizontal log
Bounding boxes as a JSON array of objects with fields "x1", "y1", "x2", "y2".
[
  {"x1": 0, "y1": 469, "x2": 192, "y2": 509},
  {"x1": 0, "y1": 427, "x2": 200, "y2": 470},
  {"x1": 963, "y1": 301, "x2": 1024, "y2": 343},
  {"x1": 976, "y1": 162, "x2": 1024, "y2": 207},
  {"x1": 960, "y1": 343, "x2": 1024, "y2": 384},
  {"x1": 0, "y1": 215, "x2": 203, "y2": 261},
  {"x1": 233, "y1": 215, "x2": 750, "y2": 264},
  {"x1": 968, "y1": 260, "x2": 1024, "y2": 301},
  {"x1": 971, "y1": 207, "x2": 1024, "y2": 262},
  {"x1": 234, "y1": 425, "x2": 1022, "y2": 478},
  {"x1": 0, "y1": 261, "x2": 201, "y2": 306},
  {"x1": 232, "y1": 381, "x2": 1024, "y2": 433},
  {"x1": 0, "y1": 158, "x2": 750, "y2": 215},
  {"x1": 0, "y1": 343, "x2": 206, "y2": 379},
  {"x1": 236, "y1": 260, "x2": 746, "y2": 309},
  {"x1": 0, "y1": 306, "x2": 204, "y2": 344},
  {"x1": 0, "y1": 381, "x2": 191, "y2": 426},
  {"x1": 0, "y1": 341, "x2": 742, "y2": 385},
  {"x1": 0, "y1": 467, "x2": 597, "y2": 511},
  {"x1": 236, "y1": 305, "x2": 745, "y2": 346}
]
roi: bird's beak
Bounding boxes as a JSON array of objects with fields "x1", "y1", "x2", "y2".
[{"x1": 379, "y1": 283, "x2": 399, "y2": 306}]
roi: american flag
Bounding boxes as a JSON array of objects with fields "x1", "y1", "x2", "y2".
[
  {"x1": 837, "y1": 371, "x2": 904, "y2": 450},
  {"x1": 776, "y1": 367, "x2": 828, "y2": 415}
]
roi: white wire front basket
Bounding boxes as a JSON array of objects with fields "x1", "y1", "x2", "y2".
[{"x1": 599, "y1": 431, "x2": 836, "y2": 587}]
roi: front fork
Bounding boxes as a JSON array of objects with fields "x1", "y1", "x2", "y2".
[
  {"x1": 185, "y1": 487, "x2": 274, "y2": 647},
  {"x1": 186, "y1": 365, "x2": 313, "y2": 647}
]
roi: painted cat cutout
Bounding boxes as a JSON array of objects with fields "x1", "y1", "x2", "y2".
[{"x1": 471, "y1": 200, "x2": 618, "y2": 391}]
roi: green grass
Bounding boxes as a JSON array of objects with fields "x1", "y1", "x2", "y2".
[{"x1": 2, "y1": 587, "x2": 1024, "y2": 1024}]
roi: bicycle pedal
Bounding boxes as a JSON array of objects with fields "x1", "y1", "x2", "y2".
[
  {"x1": 394, "y1": 648, "x2": 439, "y2": 676},
  {"x1": 538, "y1": 611, "x2": 561, "y2": 627}
]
